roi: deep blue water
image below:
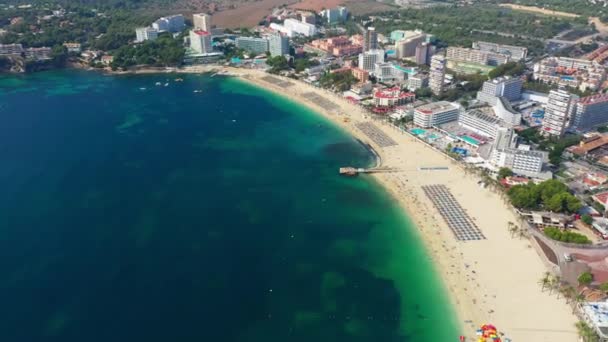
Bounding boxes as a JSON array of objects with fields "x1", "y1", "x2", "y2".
[{"x1": 0, "y1": 70, "x2": 457, "y2": 342}]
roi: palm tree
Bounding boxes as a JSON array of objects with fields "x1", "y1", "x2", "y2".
[
  {"x1": 573, "y1": 293, "x2": 586, "y2": 314},
  {"x1": 539, "y1": 272, "x2": 551, "y2": 292},
  {"x1": 563, "y1": 285, "x2": 576, "y2": 304},
  {"x1": 552, "y1": 275, "x2": 562, "y2": 297},
  {"x1": 576, "y1": 320, "x2": 600, "y2": 342},
  {"x1": 507, "y1": 221, "x2": 517, "y2": 237},
  {"x1": 517, "y1": 227, "x2": 528, "y2": 240}
]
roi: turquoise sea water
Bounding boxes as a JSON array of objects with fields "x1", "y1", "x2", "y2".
[{"x1": 0, "y1": 70, "x2": 458, "y2": 341}]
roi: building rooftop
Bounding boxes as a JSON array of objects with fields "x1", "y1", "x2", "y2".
[
  {"x1": 569, "y1": 135, "x2": 608, "y2": 155},
  {"x1": 579, "y1": 93, "x2": 608, "y2": 105},
  {"x1": 581, "y1": 302, "x2": 608, "y2": 338},
  {"x1": 374, "y1": 87, "x2": 415, "y2": 99},
  {"x1": 593, "y1": 191, "x2": 608, "y2": 205},
  {"x1": 415, "y1": 101, "x2": 457, "y2": 115},
  {"x1": 192, "y1": 30, "x2": 210, "y2": 36},
  {"x1": 463, "y1": 109, "x2": 502, "y2": 125}
]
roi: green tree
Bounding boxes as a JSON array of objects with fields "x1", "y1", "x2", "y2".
[
  {"x1": 498, "y1": 167, "x2": 513, "y2": 180},
  {"x1": 578, "y1": 271, "x2": 594, "y2": 286},
  {"x1": 582, "y1": 214, "x2": 593, "y2": 226}
]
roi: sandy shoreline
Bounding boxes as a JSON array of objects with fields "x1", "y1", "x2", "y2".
[{"x1": 105, "y1": 64, "x2": 579, "y2": 340}]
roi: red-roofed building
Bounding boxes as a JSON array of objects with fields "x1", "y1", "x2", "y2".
[
  {"x1": 373, "y1": 87, "x2": 415, "y2": 108},
  {"x1": 583, "y1": 172, "x2": 608, "y2": 190},
  {"x1": 592, "y1": 191, "x2": 608, "y2": 211},
  {"x1": 500, "y1": 176, "x2": 531, "y2": 189}
]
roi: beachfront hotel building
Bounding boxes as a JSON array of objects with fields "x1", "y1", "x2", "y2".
[
  {"x1": 569, "y1": 93, "x2": 608, "y2": 133},
  {"x1": 135, "y1": 27, "x2": 159, "y2": 42},
  {"x1": 358, "y1": 49, "x2": 385, "y2": 73},
  {"x1": 268, "y1": 32, "x2": 290, "y2": 57},
  {"x1": 413, "y1": 101, "x2": 460, "y2": 128},
  {"x1": 580, "y1": 302, "x2": 608, "y2": 342},
  {"x1": 189, "y1": 30, "x2": 213, "y2": 54},
  {"x1": 373, "y1": 87, "x2": 415, "y2": 107},
  {"x1": 193, "y1": 13, "x2": 212, "y2": 32},
  {"x1": 236, "y1": 37, "x2": 269, "y2": 55},
  {"x1": 458, "y1": 109, "x2": 504, "y2": 139},
  {"x1": 491, "y1": 148, "x2": 548, "y2": 177},
  {"x1": 429, "y1": 55, "x2": 446, "y2": 96},
  {"x1": 373, "y1": 62, "x2": 405, "y2": 83},
  {"x1": 363, "y1": 27, "x2": 378, "y2": 52},
  {"x1": 542, "y1": 89, "x2": 578, "y2": 137},
  {"x1": 472, "y1": 41, "x2": 528, "y2": 61}
]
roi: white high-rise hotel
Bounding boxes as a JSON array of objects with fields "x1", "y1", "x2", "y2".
[
  {"x1": 193, "y1": 13, "x2": 211, "y2": 32},
  {"x1": 541, "y1": 89, "x2": 578, "y2": 137},
  {"x1": 430, "y1": 54, "x2": 446, "y2": 96},
  {"x1": 358, "y1": 49, "x2": 385, "y2": 73}
]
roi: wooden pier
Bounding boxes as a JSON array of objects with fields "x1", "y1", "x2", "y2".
[{"x1": 339, "y1": 166, "x2": 396, "y2": 176}]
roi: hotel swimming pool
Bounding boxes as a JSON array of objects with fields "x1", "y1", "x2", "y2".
[
  {"x1": 460, "y1": 135, "x2": 481, "y2": 146},
  {"x1": 561, "y1": 76, "x2": 575, "y2": 81},
  {"x1": 411, "y1": 128, "x2": 427, "y2": 136}
]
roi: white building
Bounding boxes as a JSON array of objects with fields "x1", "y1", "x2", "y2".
[
  {"x1": 193, "y1": 13, "x2": 211, "y2": 31},
  {"x1": 283, "y1": 18, "x2": 317, "y2": 37},
  {"x1": 542, "y1": 89, "x2": 578, "y2": 137},
  {"x1": 236, "y1": 37, "x2": 269, "y2": 55},
  {"x1": 407, "y1": 74, "x2": 428, "y2": 91},
  {"x1": 493, "y1": 97, "x2": 522, "y2": 126},
  {"x1": 476, "y1": 77, "x2": 523, "y2": 105},
  {"x1": 373, "y1": 62, "x2": 405, "y2": 83},
  {"x1": 458, "y1": 109, "x2": 504, "y2": 139},
  {"x1": 414, "y1": 101, "x2": 460, "y2": 128},
  {"x1": 429, "y1": 54, "x2": 446, "y2": 96},
  {"x1": 189, "y1": 30, "x2": 212, "y2": 54},
  {"x1": 373, "y1": 87, "x2": 415, "y2": 107},
  {"x1": 395, "y1": 32, "x2": 426, "y2": 59},
  {"x1": 152, "y1": 14, "x2": 185, "y2": 33},
  {"x1": 446, "y1": 46, "x2": 510, "y2": 66},
  {"x1": 268, "y1": 32, "x2": 290, "y2": 57},
  {"x1": 135, "y1": 27, "x2": 158, "y2": 42},
  {"x1": 472, "y1": 41, "x2": 528, "y2": 61},
  {"x1": 580, "y1": 302, "x2": 608, "y2": 342},
  {"x1": 320, "y1": 6, "x2": 348, "y2": 24},
  {"x1": 491, "y1": 148, "x2": 548, "y2": 177},
  {"x1": 358, "y1": 49, "x2": 385, "y2": 73}
]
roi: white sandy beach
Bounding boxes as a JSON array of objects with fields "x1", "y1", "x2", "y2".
[{"x1": 164, "y1": 64, "x2": 579, "y2": 340}]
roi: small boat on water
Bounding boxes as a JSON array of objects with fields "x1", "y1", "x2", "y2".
[
  {"x1": 164, "y1": 83, "x2": 169, "y2": 87},
  {"x1": 139, "y1": 87, "x2": 146, "y2": 90},
  {"x1": 193, "y1": 90, "x2": 202, "y2": 93},
  {"x1": 155, "y1": 82, "x2": 161, "y2": 86},
  {"x1": 175, "y1": 78, "x2": 184, "y2": 82}
]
